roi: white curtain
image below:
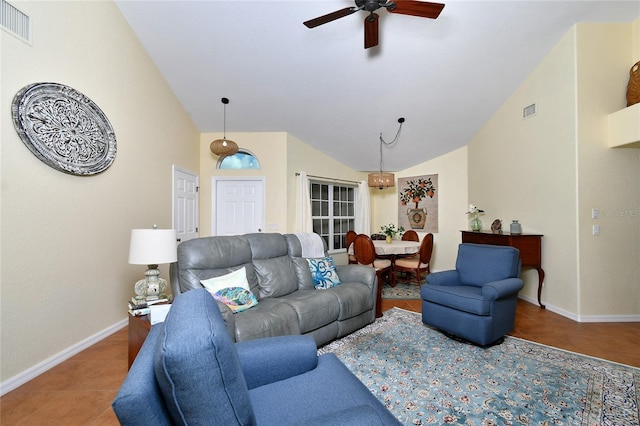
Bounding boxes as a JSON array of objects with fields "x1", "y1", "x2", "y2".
[
  {"x1": 295, "y1": 171, "x2": 313, "y2": 232},
  {"x1": 355, "y1": 180, "x2": 371, "y2": 234}
]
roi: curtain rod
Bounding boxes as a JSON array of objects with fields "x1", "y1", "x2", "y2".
[{"x1": 295, "y1": 173, "x2": 359, "y2": 185}]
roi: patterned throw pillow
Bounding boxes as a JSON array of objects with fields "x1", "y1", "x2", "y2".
[
  {"x1": 200, "y1": 267, "x2": 258, "y2": 313},
  {"x1": 306, "y1": 256, "x2": 342, "y2": 289}
]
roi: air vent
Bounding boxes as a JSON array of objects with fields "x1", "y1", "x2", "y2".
[
  {"x1": 1, "y1": 0, "x2": 30, "y2": 43},
  {"x1": 523, "y1": 103, "x2": 537, "y2": 119}
]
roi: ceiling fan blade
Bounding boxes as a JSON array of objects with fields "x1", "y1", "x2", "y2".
[
  {"x1": 387, "y1": 1, "x2": 444, "y2": 19},
  {"x1": 304, "y1": 7, "x2": 357, "y2": 28},
  {"x1": 364, "y1": 13, "x2": 379, "y2": 49}
]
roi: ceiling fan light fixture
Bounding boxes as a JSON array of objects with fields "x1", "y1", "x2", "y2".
[{"x1": 210, "y1": 97, "x2": 239, "y2": 157}]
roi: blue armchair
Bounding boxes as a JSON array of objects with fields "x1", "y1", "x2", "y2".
[
  {"x1": 113, "y1": 288, "x2": 401, "y2": 425},
  {"x1": 420, "y1": 243, "x2": 524, "y2": 346}
]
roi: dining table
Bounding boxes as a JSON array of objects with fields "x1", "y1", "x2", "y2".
[{"x1": 349, "y1": 239, "x2": 421, "y2": 287}]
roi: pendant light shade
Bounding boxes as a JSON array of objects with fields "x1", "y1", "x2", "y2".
[
  {"x1": 368, "y1": 172, "x2": 395, "y2": 190},
  {"x1": 210, "y1": 97, "x2": 239, "y2": 157}
]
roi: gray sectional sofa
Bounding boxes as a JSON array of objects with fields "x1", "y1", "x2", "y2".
[{"x1": 169, "y1": 232, "x2": 378, "y2": 346}]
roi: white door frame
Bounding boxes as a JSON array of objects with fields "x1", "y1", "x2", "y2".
[
  {"x1": 211, "y1": 176, "x2": 266, "y2": 236},
  {"x1": 172, "y1": 165, "x2": 199, "y2": 242}
]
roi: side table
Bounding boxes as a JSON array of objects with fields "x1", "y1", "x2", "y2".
[{"x1": 128, "y1": 313, "x2": 151, "y2": 369}]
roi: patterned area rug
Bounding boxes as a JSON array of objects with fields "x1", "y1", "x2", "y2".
[
  {"x1": 381, "y1": 281, "x2": 422, "y2": 299},
  {"x1": 319, "y1": 308, "x2": 640, "y2": 426}
]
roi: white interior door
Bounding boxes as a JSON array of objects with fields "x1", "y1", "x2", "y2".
[
  {"x1": 173, "y1": 166, "x2": 199, "y2": 243},
  {"x1": 214, "y1": 178, "x2": 264, "y2": 236}
]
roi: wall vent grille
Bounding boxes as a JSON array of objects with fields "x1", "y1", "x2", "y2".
[
  {"x1": 523, "y1": 103, "x2": 537, "y2": 119},
  {"x1": 1, "y1": 0, "x2": 30, "y2": 43}
]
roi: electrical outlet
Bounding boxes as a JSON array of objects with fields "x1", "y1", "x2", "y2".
[
  {"x1": 592, "y1": 208, "x2": 599, "y2": 219},
  {"x1": 593, "y1": 224, "x2": 600, "y2": 236}
]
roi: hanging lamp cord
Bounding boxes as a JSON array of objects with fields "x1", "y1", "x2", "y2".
[{"x1": 378, "y1": 117, "x2": 404, "y2": 173}]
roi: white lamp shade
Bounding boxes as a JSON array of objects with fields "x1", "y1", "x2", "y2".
[{"x1": 128, "y1": 229, "x2": 178, "y2": 265}]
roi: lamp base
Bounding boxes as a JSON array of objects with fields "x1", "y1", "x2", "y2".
[{"x1": 134, "y1": 265, "x2": 168, "y2": 300}]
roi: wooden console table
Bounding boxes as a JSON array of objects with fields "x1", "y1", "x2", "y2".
[{"x1": 461, "y1": 230, "x2": 545, "y2": 308}]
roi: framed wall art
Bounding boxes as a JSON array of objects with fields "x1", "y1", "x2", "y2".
[
  {"x1": 12, "y1": 82, "x2": 117, "y2": 176},
  {"x1": 398, "y1": 174, "x2": 438, "y2": 233}
]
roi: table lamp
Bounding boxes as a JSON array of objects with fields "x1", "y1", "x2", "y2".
[{"x1": 128, "y1": 225, "x2": 177, "y2": 300}]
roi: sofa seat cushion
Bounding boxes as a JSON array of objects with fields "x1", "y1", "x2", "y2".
[
  {"x1": 421, "y1": 284, "x2": 490, "y2": 316},
  {"x1": 249, "y1": 353, "x2": 401, "y2": 425},
  {"x1": 279, "y1": 290, "x2": 340, "y2": 333},
  {"x1": 327, "y1": 282, "x2": 374, "y2": 320},
  {"x1": 233, "y1": 298, "x2": 301, "y2": 342},
  {"x1": 154, "y1": 289, "x2": 255, "y2": 425}
]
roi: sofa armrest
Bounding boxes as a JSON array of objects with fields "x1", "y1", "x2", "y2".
[
  {"x1": 425, "y1": 270, "x2": 460, "y2": 287},
  {"x1": 335, "y1": 264, "x2": 376, "y2": 290},
  {"x1": 235, "y1": 335, "x2": 318, "y2": 389},
  {"x1": 482, "y1": 278, "x2": 524, "y2": 300}
]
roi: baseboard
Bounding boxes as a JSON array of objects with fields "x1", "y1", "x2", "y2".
[
  {"x1": 0, "y1": 318, "x2": 128, "y2": 396},
  {"x1": 518, "y1": 295, "x2": 640, "y2": 323}
]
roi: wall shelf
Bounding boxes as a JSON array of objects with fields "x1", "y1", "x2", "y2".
[{"x1": 608, "y1": 102, "x2": 640, "y2": 148}]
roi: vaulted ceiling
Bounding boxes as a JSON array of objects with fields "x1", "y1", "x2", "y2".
[{"x1": 116, "y1": 1, "x2": 639, "y2": 172}]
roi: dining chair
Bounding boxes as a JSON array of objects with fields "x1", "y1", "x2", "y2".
[
  {"x1": 401, "y1": 230, "x2": 419, "y2": 242},
  {"x1": 346, "y1": 230, "x2": 357, "y2": 264},
  {"x1": 394, "y1": 233, "x2": 433, "y2": 285},
  {"x1": 353, "y1": 234, "x2": 391, "y2": 318}
]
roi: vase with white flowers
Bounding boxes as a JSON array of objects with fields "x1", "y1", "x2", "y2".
[
  {"x1": 380, "y1": 224, "x2": 405, "y2": 243},
  {"x1": 466, "y1": 204, "x2": 485, "y2": 231}
]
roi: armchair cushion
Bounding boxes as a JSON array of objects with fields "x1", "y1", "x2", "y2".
[
  {"x1": 235, "y1": 335, "x2": 318, "y2": 389},
  {"x1": 456, "y1": 243, "x2": 520, "y2": 286},
  {"x1": 154, "y1": 289, "x2": 255, "y2": 425}
]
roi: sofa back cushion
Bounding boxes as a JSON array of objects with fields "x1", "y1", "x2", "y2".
[
  {"x1": 245, "y1": 233, "x2": 298, "y2": 297},
  {"x1": 174, "y1": 236, "x2": 259, "y2": 296},
  {"x1": 154, "y1": 289, "x2": 256, "y2": 425},
  {"x1": 456, "y1": 243, "x2": 520, "y2": 287}
]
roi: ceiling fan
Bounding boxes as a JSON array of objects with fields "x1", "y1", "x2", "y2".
[{"x1": 304, "y1": 0, "x2": 445, "y2": 49}]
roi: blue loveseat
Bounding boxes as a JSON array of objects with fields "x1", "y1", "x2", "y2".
[
  {"x1": 112, "y1": 288, "x2": 401, "y2": 425},
  {"x1": 421, "y1": 243, "x2": 524, "y2": 346}
]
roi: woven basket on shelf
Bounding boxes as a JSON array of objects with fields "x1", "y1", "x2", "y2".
[{"x1": 627, "y1": 61, "x2": 640, "y2": 107}]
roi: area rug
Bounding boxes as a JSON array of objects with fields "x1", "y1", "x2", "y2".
[
  {"x1": 319, "y1": 308, "x2": 639, "y2": 426},
  {"x1": 381, "y1": 281, "x2": 422, "y2": 299}
]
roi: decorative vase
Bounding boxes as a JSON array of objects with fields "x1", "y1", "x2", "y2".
[
  {"x1": 385, "y1": 235, "x2": 392, "y2": 244},
  {"x1": 510, "y1": 220, "x2": 522, "y2": 235},
  {"x1": 470, "y1": 213, "x2": 482, "y2": 232},
  {"x1": 407, "y1": 207, "x2": 427, "y2": 229}
]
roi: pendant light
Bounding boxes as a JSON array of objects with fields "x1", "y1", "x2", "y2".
[
  {"x1": 210, "y1": 97, "x2": 239, "y2": 157},
  {"x1": 368, "y1": 117, "x2": 405, "y2": 189}
]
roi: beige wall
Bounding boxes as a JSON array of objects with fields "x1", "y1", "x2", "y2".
[
  {"x1": 468, "y1": 21, "x2": 639, "y2": 319},
  {"x1": 1, "y1": 1, "x2": 199, "y2": 384},
  {"x1": 576, "y1": 23, "x2": 640, "y2": 317},
  {"x1": 199, "y1": 132, "x2": 289, "y2": 236},
  {"x1": 373, "y1": 147, "x2": 468, "y2": 272}
]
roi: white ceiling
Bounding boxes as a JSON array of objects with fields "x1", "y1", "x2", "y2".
[{"x1": 116, "y1": 1, "x2": 639, "y2": 172}]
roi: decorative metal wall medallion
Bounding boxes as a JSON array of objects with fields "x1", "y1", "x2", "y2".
[{"x1": 11, "y1": 82, "x2": 117, "y2": 175}]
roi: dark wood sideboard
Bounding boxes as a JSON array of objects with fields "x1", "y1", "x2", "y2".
[{"x1": 461, "y1": 231, "x2": 545, "y2": 308}]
